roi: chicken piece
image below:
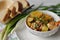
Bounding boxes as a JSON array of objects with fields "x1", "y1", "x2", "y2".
[
  {"x1": 47, "y1": 21, "x2": 57, "y2": 30},
  {"x1": 55, "y1": 21, "x2": 60, "y2": 26},
  {"x1": 37, "y1": 26, "x2": 42, "y2": 31}
]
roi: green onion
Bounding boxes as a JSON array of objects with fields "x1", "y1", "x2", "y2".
[
  {"x1": 0, "y1": 5, "x2": 34, "y2": 40},
  {"x1": 39, "y1": 3, "x2": 60, "y2": 16},
  {"x1": 0, "y1": 4, "x2": 43, "y2": 40}
]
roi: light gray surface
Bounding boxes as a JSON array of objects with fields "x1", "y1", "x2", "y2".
[
  {"x1": 15, "y1": 18, "x2": 60, "y2": 40},
  {"x1": 27, "y1": 0, "x2": 60, "y2": 6},
  {"x1": 15, "y1": 0, "x2": 60, "y2": 40}
]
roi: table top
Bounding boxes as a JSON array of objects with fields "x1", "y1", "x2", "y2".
[{"x1": 15, "y1": 0, "x2": 60, "y2": 40}]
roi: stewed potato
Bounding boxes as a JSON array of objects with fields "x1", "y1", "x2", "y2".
[
  {"x1": 26, "y1": 10, "x2": 58, "y2": 32},
  {"x1": 30, "y1": 11, "x2": 43, "y2": 18}
]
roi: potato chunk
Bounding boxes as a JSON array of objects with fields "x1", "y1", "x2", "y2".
[
  {"x1": 41, "y1": 25, "x2": 48, "y2": 32},
  {"x1": 30, "y1": 11, "x2": 43, "y2": 18},
  {"x1": 27, "y1": 17, "x2": 34, "y2": 22}
]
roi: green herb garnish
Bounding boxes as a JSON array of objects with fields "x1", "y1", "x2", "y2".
[{"x1": 39, "y1": 3, "x2": 60, "y2": 16}]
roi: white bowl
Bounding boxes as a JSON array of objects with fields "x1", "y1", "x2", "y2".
[{"x1": 25, "y1": 10, "x2": 60, "y2": 37}]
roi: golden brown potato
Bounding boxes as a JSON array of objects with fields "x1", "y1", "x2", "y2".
[
  {"x1": 41, "y1": 25, "x2": 48, "y2": 32},
  {"x1": 43, "y1": 14, "x2": 53, "y2": 21},
  {"x1": 27, "y1": 17, "x2": 34, "y2": 22},
  {"x1": 27, "y1": 22, "x2": 31, "y2": 27},
  {"x1": 30, "y1": 11, "x2": 43, "y2": 18}
]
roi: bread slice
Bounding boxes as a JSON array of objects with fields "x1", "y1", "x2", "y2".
[
  {"x1": 18, "y1": 0, "x2": 30, "y2": 8},
  {"x1": 9, "y1": 1, "x2": 23, "y2": 13},
  {"x1": 9, "y1": 1, "x2": 30, "y2": 18},
  {"x1": 0, "y1": 9, "x2": 11, "y2": 23},
  {"x1": 0, "y1": 0, "x2": 30, "y2": 24},
  {"x1": 10, "y1": 7, "x2": 17, "y2": 18},
  {"x1": 9, "y1": 1, "x2": 23, "y2": 18}
]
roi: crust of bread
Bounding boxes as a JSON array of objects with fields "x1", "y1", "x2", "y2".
[
  {"x1": 0, "y1": 9, "x2": 11, "y2": 23},
  {"x1": 0, "y1": 0, "x2": 30, "y2": 24},
  {"x1": 9, "y1": 1, "x2": 23, "y2": 12},
  {"x1": 9, "y1": 0, "x2": 30, "y2": 18},
  {"x1": 18, "y1": 0, "x2": 30, "y2": 8},
  {"x1": 10, "y1": 7, "x2": 17, "y2": 18}
]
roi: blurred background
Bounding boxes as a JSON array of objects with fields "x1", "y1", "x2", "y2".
[{"x1": 27, "y1": 0, "x2": 60, "y2": 6}]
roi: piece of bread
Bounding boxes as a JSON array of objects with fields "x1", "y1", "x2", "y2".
[
  {"x1": 0, "y1": 0, "x2": 14, "y2": 12},
  {"x1": 0, "y1": 9, "x2": 11, "y2": 23},
  {"x1": 9, "y1": 1, "x2": 23, "y2": 14},
  {"x1": 0, "y1": 0, "x2": 30, "y2": 24},
  {"x1": 18, "y1": 0, "x2": 30, "y2": 8},
  {"x1": 10, "y1": 7, "x2": 17, "y2": 18},
  {"x1": 9, "y1": 1, "x2": 30, "y2": 18}
]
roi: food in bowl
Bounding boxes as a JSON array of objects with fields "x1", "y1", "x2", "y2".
[{"x1": 26, "y1": 10, "x2": 59, "y2": 32}]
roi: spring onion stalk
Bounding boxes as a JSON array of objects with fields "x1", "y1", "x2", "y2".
[
  {"x1": 2, "y1": 13, "x2": 29, "y2": 40},
  {"x1": 0, "y1": 5, "x2": 34, "y2": 40},
  {"x1": 39, "y1": 3, "x2": 60, "y2": 16},
  {"x1": 0, "y1": 4, "x2": 43, "y2": 40},
  {"x1": 0, "y1": 3, "x2": 60, "y2": 40}
]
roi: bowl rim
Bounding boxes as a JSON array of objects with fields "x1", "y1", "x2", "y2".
[{"x1": 25, "y1": 10, "x2": 60, "y2": 33}]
